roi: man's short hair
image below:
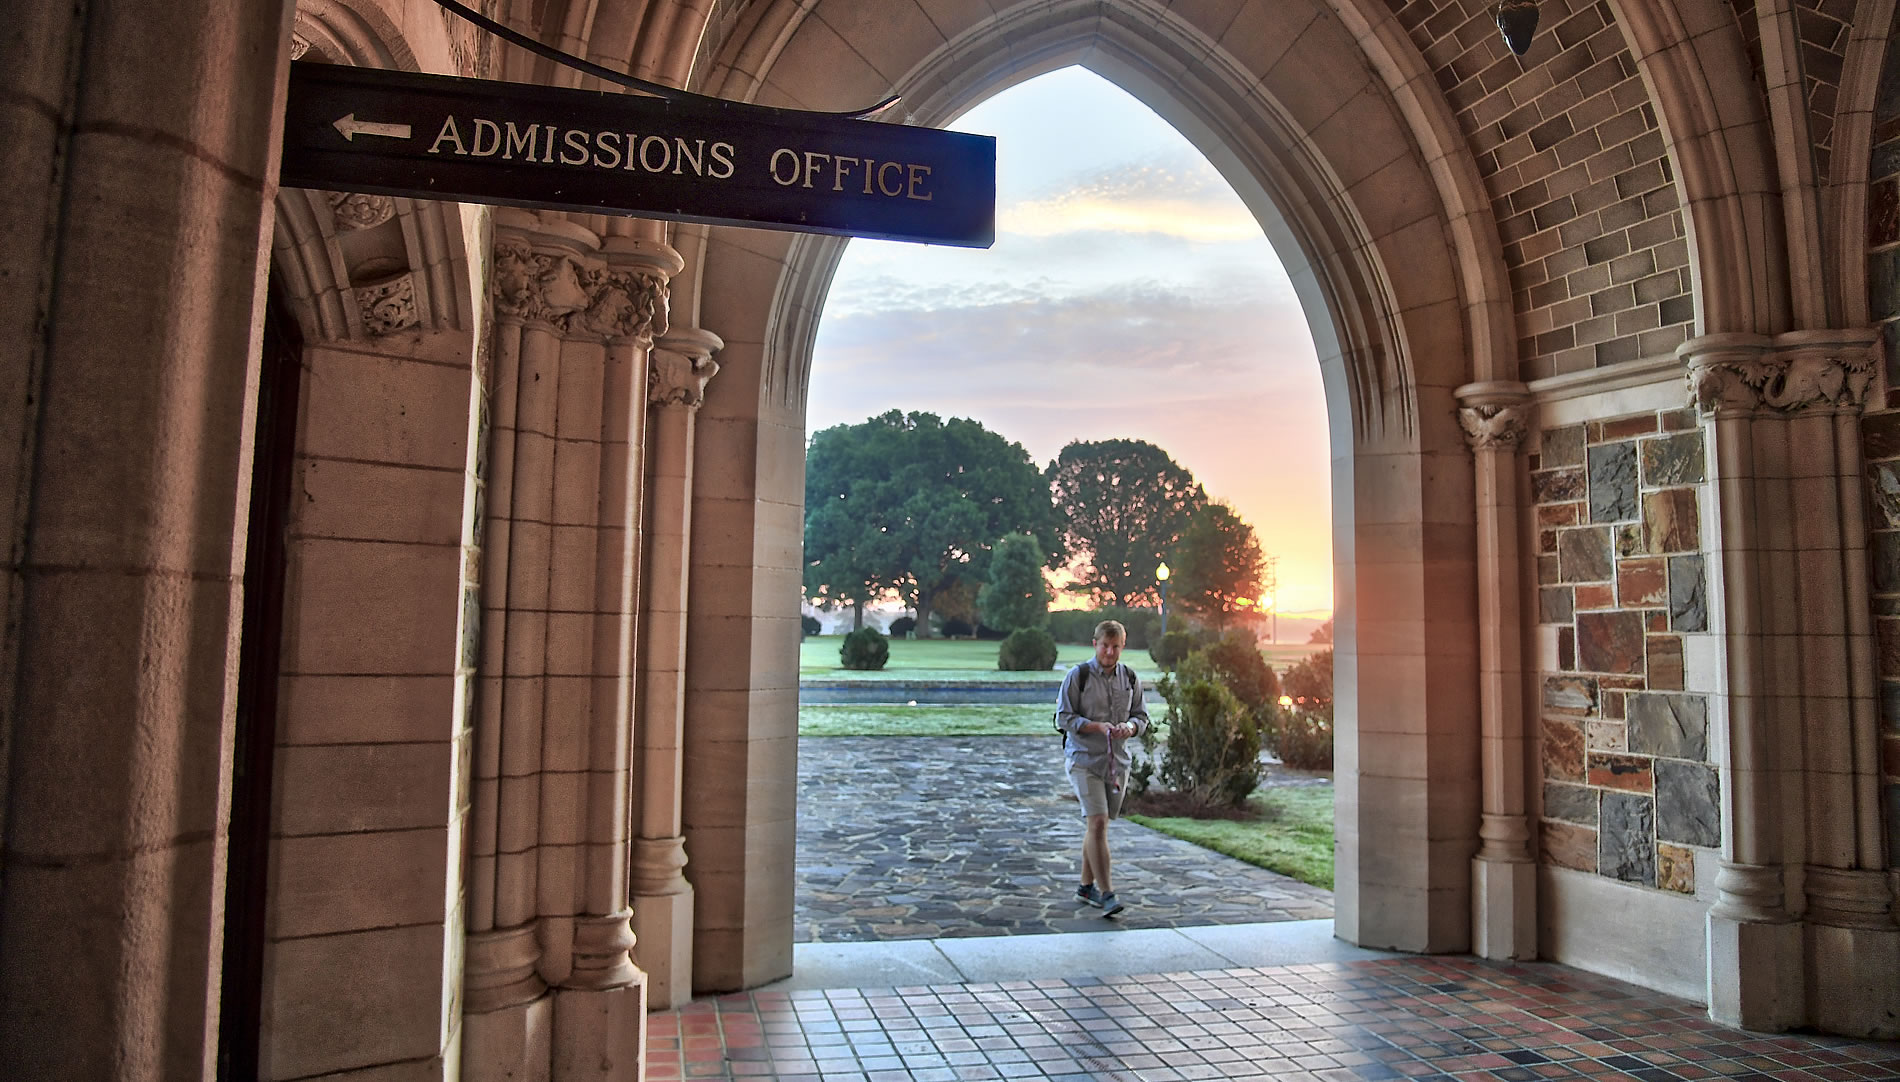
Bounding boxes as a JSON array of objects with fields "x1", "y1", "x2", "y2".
[{"x1": 1093, "y1": 620, "x2": 1127, "y2": 642}]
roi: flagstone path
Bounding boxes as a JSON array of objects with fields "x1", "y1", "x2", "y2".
[{"x1": 795, "y1": 736, "x2": 1334, "y2": 943}]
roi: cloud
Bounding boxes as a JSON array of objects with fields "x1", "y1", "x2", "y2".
[{"x1": 998, "y1": 157, "x2": 1262, "y2": 243}]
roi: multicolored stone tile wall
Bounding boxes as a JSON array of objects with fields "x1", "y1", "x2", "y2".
[
  {"x1": 1866, "y1": 31, "x2": 1900, "y2": 866},
  {"x1": 1530, "y1": 408, "x2": 1720, "y2": 893}
]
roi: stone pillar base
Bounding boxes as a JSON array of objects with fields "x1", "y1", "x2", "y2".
[
  {"x1": 1707, "y1": 915, "x2": 1805, "y2": 1031},
  {"x1": 1471, "y1": 856, "x2": 1537, "y2": 960},
  {"x1": 463, "y1": 994, "x2": 554, "y2": 1082},
  {"x1": 553, "y1": 979, "x2": 649, "y2": 1082},
  {"x1": 1808, "y1": 922, "x2": 1900, "y2": 1038},
  {"x1": 632, "y1": 886, "x2": 696, "y2": 1009}
]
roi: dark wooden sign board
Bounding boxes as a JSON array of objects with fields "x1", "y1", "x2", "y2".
[{"x1": 280, "y1": 62, "x2": 996, "y2": 248}]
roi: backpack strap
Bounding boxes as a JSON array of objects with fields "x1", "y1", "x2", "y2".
[{"x1": 1055, "y1": 663, "x2": 1090, "y2": 736}]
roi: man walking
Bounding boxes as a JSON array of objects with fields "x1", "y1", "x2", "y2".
[{"x1": 1055, "y1": 620, "x2": 1150, "y2": 917}]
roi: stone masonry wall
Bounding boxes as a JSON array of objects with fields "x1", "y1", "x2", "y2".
[
  {"x1": 1531, "y1": 408, "x2": 1721, "y2": 891},
  {"x1": 1385, "y1": 0, "x2": 1696, "y2": 380},
  {"x1": 1864, "y1": 32, "x2": 1900, "y2": 867}
]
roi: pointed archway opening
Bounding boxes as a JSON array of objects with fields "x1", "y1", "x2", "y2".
[
  {"x1": 791, "y1": 63, "x2": 1342, "y2": 955},
  {"x1": 683, "y1": 0, "x2": 1489, "y2": 994}
]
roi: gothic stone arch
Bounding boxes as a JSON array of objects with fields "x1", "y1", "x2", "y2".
[{"x1": 679, "y1": 0, "x2": 1491, "y2": 992}]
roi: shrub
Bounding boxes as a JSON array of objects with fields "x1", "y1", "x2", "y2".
[
  {"x1": 1152, "y1": 652, "x2": 1262, "y2": 809},
  {"x1": 1047, "y1": 609, "x2": 1099, "y2": 644},
  {"x1": 1267, "y1": 707, "x2": 1334, "y2": 770},
  {"x1": 997, "y1": 626, "x2": 1058, "y2": 671},
  {"x1": 1201, "y1": 631, "x2": 1279, "y2": 711},
  {"x1": 1046, "y1": 607, "x2": 1161, "y2": 648},
  {"x1": 939, "y1": 616, "x2": 976, "y2": 638},
  {"x1": 1149, "y1": 630, "x2": 1196, "y2": 671},
  {"x1": 889, "y1": 615, "x2": 917, "y2": 637},
  {"x1": 1281, "y1": 648, "x2": 1333, "y2": 706},
  {"x1": 1269, "y1": 647, "x2": 1334, "y2": 770},
  {"x1": 800, "y1": 614, "x2": 822, "y2": 637},
  {"x1": 839, "y1": 627, "x2": 890, "y2": 670}
]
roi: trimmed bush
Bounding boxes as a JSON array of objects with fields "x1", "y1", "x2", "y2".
[
  {"x1": 839, "y1": 627, "x2": 890, "y2": 670},
  {"x1": 1201, "y1": 631, "x2": 1279, "y2": 711},
  {"x1": 800, "y1": 614, "x2": 822, "y2": 637},
  {"x1": 997, "y1": 627, "x2": 1058, "y2": 671},
  {"x1": 1148, "y1": 630, "x2": 1199, "y2": 671},
  {"x1": 1153, "y1": 652, "x2": 1262, "y2": 809},
  {"x1": 939, "y1": 616, "x2": 976, "y2": 638},
  {"x1": 1046, "y1": 607, "x2": 1161, "y2": 648},
  {"x1": 889, "y1": 615, "x2": 917, "y2": 636}
]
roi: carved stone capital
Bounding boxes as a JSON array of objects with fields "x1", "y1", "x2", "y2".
[
  {"x1": 1453, "y1": 380, "x2": 1533, "y2": 451},
  {"x1": 491, "y1": 236, "x2": 670, "y2": 341},
  {"x1": 565, "y1": 909, "x2": 641, "y2": 991},
  {"x1": 464, "y1": 923, "x2": 547, "y2": 1013},
  {"x1": 647, "y1": 332, "x2": 722, "y2": 409},
  {"x1": 356, "y1": 273, "x2": 419, "y2": 336},
  {"x1": 1682, "y1": 330, "x2": 1880, "y2": 417},
  {"x1": 492, "y1": 237, "x2": 590, "y2": 329},
  {"x1": 577, "y1": 265, "x2": 669, "y2": 342}
]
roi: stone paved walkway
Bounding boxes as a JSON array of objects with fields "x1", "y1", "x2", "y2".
[{"x1": 796, "y1": 737, "x2": 1334, "y2": 943}]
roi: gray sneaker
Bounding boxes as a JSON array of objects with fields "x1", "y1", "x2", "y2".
[
  {"x1": 1099, "y1": 892, "x2": 1125, "y2": 917},
  {"x1": 1075, "y1": 883, "x2": 1103, "y2": 907}
]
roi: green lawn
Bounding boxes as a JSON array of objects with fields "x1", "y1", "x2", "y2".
[
  {"x1": 800, "y1": 635, "x2": 1093, "y2": 681},
  {"x1": 1128, "y1": 785, "x2": 1335, "y2": 890},
  {"x1": 799, "y1": 634, "x2": 1327, "y2": 681},
  {"x1": 797, "y1": 703, "x2": 1053, "y2": 737}
]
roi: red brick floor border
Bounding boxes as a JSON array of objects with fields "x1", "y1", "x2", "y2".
[{"x1": 645, "y1": 956, "x2": 1900, "y2": 1081}]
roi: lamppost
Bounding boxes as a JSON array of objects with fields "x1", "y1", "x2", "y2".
[{"x1": 1156, "y1": 561, "x2": 1170, "y2": 633}]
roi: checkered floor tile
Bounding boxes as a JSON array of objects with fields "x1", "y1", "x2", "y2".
[{"x1": 646, "y1": 956, "x2": 1900, "y2": 1081}]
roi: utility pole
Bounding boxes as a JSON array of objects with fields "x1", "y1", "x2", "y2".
[{"x1": 1263, "y1": 556, "x2": 1279, "y2": 644}]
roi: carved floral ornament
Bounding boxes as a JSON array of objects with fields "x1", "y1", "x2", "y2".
[
  {"x1": 357, "y1": 274, "x2": 419, "y2": 336},
  {"x1": 490, "y1": 238, "x2": 668, "y2": 341},
  {"x1": 328, "y1": 191, "x2": 396, "y2": 231},
  {"x1": 1683, "y1": 332, "x2": 1881, "y2": 416}
]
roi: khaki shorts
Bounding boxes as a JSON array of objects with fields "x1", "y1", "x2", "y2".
[{"x1": 1068, "y1": 765, "x2": 1126, "y2": 820}]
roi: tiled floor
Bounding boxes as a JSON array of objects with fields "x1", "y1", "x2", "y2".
[{"x1": 648, "y1": 955, "x2": 1900, "y2": 1081}]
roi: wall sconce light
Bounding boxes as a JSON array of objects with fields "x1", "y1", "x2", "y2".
[{"x1": 1496, "y1": 0, "x2": 1540, "y2": 57}]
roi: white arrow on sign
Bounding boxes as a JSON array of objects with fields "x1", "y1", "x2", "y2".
[{"x1": 333, "y1": 113, "x2": 413, "y2": 142}]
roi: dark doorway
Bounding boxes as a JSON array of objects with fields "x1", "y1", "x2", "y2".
[{"x1": 216, "y1": 283, "x2": 304, "y2": 1082}]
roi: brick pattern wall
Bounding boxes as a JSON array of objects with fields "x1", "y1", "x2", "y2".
[
  {"x1": 1865, "y1": 33, "x2": 1900, "y2": 868},
  {"x1": 1796, "y1": 0, "x2": 1854, "y2": 184},
  {"x1": 1384, "y1": 0, "x2": 1695, "y2": 380},
  {"x1": 1530, "y1": 410, "x2": 1721, "y2": 891}
]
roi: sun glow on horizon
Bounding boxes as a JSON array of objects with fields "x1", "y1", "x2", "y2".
[{"x1": 808, "y1": 66, "x2": 1335, "y2": 615}]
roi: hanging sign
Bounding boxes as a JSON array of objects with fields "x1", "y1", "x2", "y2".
[{"x1": 279, "y1": 62, "x2": 996, "y2": 248}]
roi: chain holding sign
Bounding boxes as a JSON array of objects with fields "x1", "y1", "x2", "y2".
[{"x1": 279, "y1": 62, "x2": 995, "y2": 248}]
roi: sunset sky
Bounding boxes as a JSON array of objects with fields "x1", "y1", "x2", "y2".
[{"x1": 806, "y1": 67, "x2": 1335, "y2": 618}]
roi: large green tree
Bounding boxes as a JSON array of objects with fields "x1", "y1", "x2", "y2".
[
  {"x1": 1171, "y1": 500, "x2": 1266, "y2": 628},
  {"x1": 977, "y1": 532, "x2": 1052, "y2": 632},
  {"x1": 1046, "y1": 439, "x2": 1206, "y2": 607},
  {"x1": 803, "y1": 411, "x2": 1058, "y2": 636}
]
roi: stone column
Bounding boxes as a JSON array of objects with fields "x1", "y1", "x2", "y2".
[
  {"x1": 1456, "y1": 382, "x2": 1538, "y2": 961},
  {"x1": 552, "y1": 235, "x2": 678, "y2": 1082},
  {"x1": 632, "y1": 327, "x2": 722, "y2": 1009},
  {"x1": 465, "y1": 212, "x2": 680, "y2": 1082},
  {"x1": 0, "y1": 2, "x2": 292, "y2": 1079},
  {"x1": 1685, "y1": 330, "x2": 1899, "y2": 1037}
]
